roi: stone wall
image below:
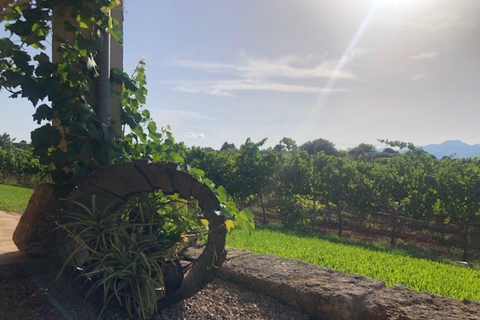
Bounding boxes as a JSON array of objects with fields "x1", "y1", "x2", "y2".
[{"x1": 215, "y1": 248, "x2": 480, "y2": 320}]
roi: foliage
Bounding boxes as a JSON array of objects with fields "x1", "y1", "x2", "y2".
[
  {"x1": 61, "y1": 193, "x2": 193, "y2": 318},
  {"x1": 0, "y1": 133, "x2": 13, "y2": 148},
  {"x1": 277, "y1": 194, "x2": 310, "y2": 229},
  {"x1": 300, "y1": 138, "x2": 338, "y2": 156},
  {"x1": 0, "y1": 2, "x2": 254, "y2": 319},
  {"x1": 234, "y1": 138, "x2": 278, "y2": 199},
  {"x1": 0, "y1": 0, "x2": 126, "y2": 183},
  {"x1": 0, "y1": 144, "x2": 49, "y2": 187},
  {"x1": 220, "y1": 142, "x2": 236, "y2": 151},
  {"x1": 228, "y1": 228, "x2": 480, "y2": 301},
  {"x1": 348, "y1": 143, "x2": 377, "y2": 159}
]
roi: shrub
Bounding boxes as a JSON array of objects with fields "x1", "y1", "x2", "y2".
[{"x1": 277, "y1": 194, "x2": 310, "y2": 229}]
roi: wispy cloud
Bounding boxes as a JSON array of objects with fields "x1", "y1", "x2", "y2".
[
  {"x1": 171, "y1": 54, "x2": 356, "y2": 80},
  {"x1": 185, "y1": 132, "x2": 205, "y2": 139},
  {"x1": 384, "y1": 13, "x2": 476, "y2": 32},
  {"x1": 409, "y1": 52, "x2": 437, "y2": 60},
  {"x1": 150, "y1": 109, "x2": 220, "y2": 127},
  {"x1": 169, "y1": 79, "x2": 345, "y2": 97},
  {"x1": 411, "y1": 73, "x2": 432, "y2": 81},
  {"x1": 166, "y1": 53, "x2": 361, "y2": 97}
]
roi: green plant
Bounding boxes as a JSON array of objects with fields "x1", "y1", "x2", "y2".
[
  {"x1": 228, "y1": 227, "x2": 480, "y2": 301},
  {"x1": 277, "y1": 194, "x2": 310, "y2": 229},
  {"x1": 0, "y1": 184, "x2": 33, "y2": 212},
  {"x1": 61, "y1": 192, "x2": 207, "y2": 319}
]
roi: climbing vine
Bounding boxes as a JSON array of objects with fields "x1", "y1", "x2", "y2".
[{"x1": 0, "y1": 0, "x2": 253, "y2": 230}]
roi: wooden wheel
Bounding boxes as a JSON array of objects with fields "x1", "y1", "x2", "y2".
[{"x1": 64, "y1": 160, "x2": 227, "y2": 301}]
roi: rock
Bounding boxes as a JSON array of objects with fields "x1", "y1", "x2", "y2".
[
  {"x1": 218, "y1": 248, "x2": 385, "y2": 320},
  {"x1": 361, "y1": 285, "x2": 480, "y2": 320},
  {"x1": 12, "y1": 183, "x2": 61, "y2": 258},
  {"x1": 214, "y1": 248, "x2": 480, "y2": 320}
]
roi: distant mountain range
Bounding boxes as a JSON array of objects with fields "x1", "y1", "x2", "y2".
[{"x1": 420, "y1": 140, "x2": 480, "y2": 158}]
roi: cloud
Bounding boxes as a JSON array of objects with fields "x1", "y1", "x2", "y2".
[
  {"x1": 165, "y1": 53, "x2": 363, "y2": 97},
  {"x1": 171, "y1": 54, "x2": 356, "y2": 80},
  {"x1": 384, "y1": 13, "x2": 476, "y2": 32},
  {"x1": 170, "y1": 79, "x2": 346, "y2": 97},
  {"x1": 149, "y1": 109, "x2": 220, "y2": 127},
  {"x1": 409, "y1": 52, "x2": 437, "y2": 60},
  {"x1": 411, "y1": 73, "x2": 432, "y2": 81},
  {"x1": 185, "y1": 132, "x2": 205, "y2": 139}
]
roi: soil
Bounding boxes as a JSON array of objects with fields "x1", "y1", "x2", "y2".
[{"x1": 0, "y1": 269, "x2": 308, "y2": 320}]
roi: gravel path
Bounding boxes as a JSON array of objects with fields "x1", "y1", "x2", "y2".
[
  {"x1": 0, "y1": 273, "x2": 308, "y2": 320},
  {"x1": 156, "y1": 278, "x2": 308, "y2": 320}
]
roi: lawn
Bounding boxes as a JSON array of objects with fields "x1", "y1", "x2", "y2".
[
  {"x1": 228, "y1": 227, "x2": 480, "y2": 301},
  {"x1": 0, "y1": 184, "x2": 33, "y2": 212}
]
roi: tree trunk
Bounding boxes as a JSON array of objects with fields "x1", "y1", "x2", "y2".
[
  {"x1": 390, "y1": 212, "x2": 397, "y2": 246},
  {"x1": 359, "y1": 210, "x2": 366, "y2": 229},
  {"x1": 337, "y1": 205, "x2": 343, "y2": 238},
  {"x1": 462, "y1": 222, "x2": 469, "y2": 261},
  {"x1": 259, "y1": 193, "x2": 267, "y2": 225},
  {"x1": 441, "y1": 217, "x2": 446, "y2": 241},
  {"x1": 326, "y1": 201, "x2": 331, "y2": 221}
]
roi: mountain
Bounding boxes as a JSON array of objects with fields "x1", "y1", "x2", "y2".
[{"x1": 420, "y1": 140, "x2": 480, "y2": 159}]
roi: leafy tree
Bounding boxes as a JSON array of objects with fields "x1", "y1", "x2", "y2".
[
  {"x1": 345, "y1": 160, "x2": 375, "y2": 226},
  {"x1": 348, "y1": 143, "x2": 377, "y2": 159},
  {"x1": 273, "y1": 144, "x2": 285, "y2": 152},
  {"x1": 436, "y1": 158, "x2": 480, "y2": 260},
  {"x1": 277, "y1": 194, "x2": 310, "y2": 229},
  {"x1": 235, "y1": 138, "x2": 279, "y2": 224},
  {"x1": 0, "y1": 133, "x2": 13, "y2": 148},
  {"x1": 186, "y1": 146, "x2": 237, "y2": 195},
  {"x1": 220, "y1": 142, "x2": 236, "y2": 151},
  {"x1": 279, "y1": 137, "x2": 297, "y2": 152},
  {"x1": 313, "y1": 154, "x2": 354, "y2": 236},
  {"x1": 300, "y1": 138, "x2": 337, "y2": 156}
]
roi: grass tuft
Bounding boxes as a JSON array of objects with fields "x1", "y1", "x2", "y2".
[{"x1": 0, "y1": 184, "x2": 33, "y2": 212}]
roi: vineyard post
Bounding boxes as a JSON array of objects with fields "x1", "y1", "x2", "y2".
[{"x1": 52, "y1": 0, "x2": 124, "y2": 165}]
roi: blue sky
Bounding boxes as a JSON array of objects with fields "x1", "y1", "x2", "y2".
[{"x1": 1, "y1": 0, "x2": 480, "y2": 149}]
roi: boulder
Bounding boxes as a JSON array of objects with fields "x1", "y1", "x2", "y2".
[
  {"x1": 210, "y1": 247, "x2": 480, "y2": 320},
  {"x1": 12, "y1": 183, "x2": 62, "y2": 258}
]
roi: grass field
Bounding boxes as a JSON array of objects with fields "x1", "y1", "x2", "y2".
[
  {"x1": 228, "y1": 228, "x2": 480, "y2": 301},
  {"x1": 0, "y1": 184, "x2": 33, "y2": 212}
]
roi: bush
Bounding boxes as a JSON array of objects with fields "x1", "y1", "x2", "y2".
[
  {"x1": 0, "y1": 146, "x2": 49, "y2": 187},
  {"x1": 277, "y1": 194, "x2": 310, "y2": 229}
]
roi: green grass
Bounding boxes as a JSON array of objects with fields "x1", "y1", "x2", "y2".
[
  {"x1": 228, "y1": 227, "x2": 480, "y2": 301},
  {"x1": 0, "y1": 184, "x2": 33, "y2": 212}
]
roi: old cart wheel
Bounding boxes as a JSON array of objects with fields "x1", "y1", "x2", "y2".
[{"x1": 64, "y1": 160, "x2": 227, "y2": 301}]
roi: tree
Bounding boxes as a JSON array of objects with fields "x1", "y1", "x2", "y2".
[
  {"x1": 436, "y1": 158, "x2": 480, "y2": 261},
  {"x1": 348, "y1": 143, "x2": 377, "y2": 159},
  {"x1": 235, "y1": 138, "x2": 279, "y2": 224},
  {"x1": 0, "y1": 133, "x2": 13, "y2": 148},
  {"x1": 300, "y1": 138, "x2": 338, "y2": 156},
  {"x1": 273, "y1": 144, "x2": 285, "y2": 152},
  {"x1": 345, "y1": 160, "x2": 375, "y2": 227},
  {"x1": 279, "y1": 137, "x2": 297, "y2": 152},
  {"x1": 220, "y1": 142, "x2": 236, "y2": 151}
]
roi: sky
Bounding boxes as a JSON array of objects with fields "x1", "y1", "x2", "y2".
[{"x1": 1, "y1": 0, "x2": 479, "y2": 149}]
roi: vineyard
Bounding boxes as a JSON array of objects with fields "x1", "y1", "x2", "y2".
[
  {"x1": 2, "y1": 136, "x2": 479, "y2": 262},
  {"x1": 185, "y1": 139, "x2": 480, "y2": 262}
]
